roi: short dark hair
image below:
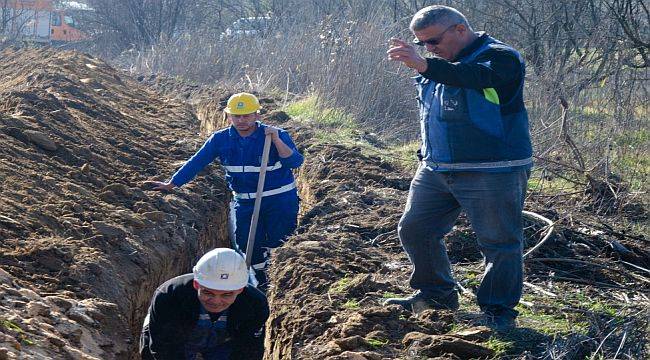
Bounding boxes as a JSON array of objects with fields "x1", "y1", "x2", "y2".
[{"x1": 410, "y1": 5, "x2": 472, "y2": 32}]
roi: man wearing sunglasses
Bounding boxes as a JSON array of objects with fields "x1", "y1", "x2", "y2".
[
  {"x1": 386, "y1": 5, "x2": 532, "y2": 332},
  {"x1": 140, "y1": 248, "x2": 269, "y2": 359}
]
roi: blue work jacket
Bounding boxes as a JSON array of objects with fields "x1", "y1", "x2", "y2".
[
  {"x1": 170, "y1": 122, "x2": 303, "y2": 201},
  {"x1": 416, "y1": 35, "x2": 532, "y2": 171}
]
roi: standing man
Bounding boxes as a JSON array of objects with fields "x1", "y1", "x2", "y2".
[
  {"x1": 385, "y1": 6, "x2": 532, "y2": 330},
  {"x1": 146, "y1": 93, "x2": 303, "y2": 289},
  {"x1": 140, "y1": 248, "x2": 269, "y2": 359}
]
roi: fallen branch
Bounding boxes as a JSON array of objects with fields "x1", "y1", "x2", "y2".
[
  {"x1": 620, "y1": 261, "x2": 650, "y2": 275},
  {"x1": 522, "y1": 210, "x2": 555, "y2": 258},
  {"x1": 531, "y1": 258, "x2": 650, "y2": 285},
  {"x1": 539, "y1": 275, "x2": 640, "y2": 291},
  {"x1": 0, "y1": 215, "x2": 20, "y2": 225},
  {"x1": 523, "y1": 281, "x2": 558, "y2": 297}
]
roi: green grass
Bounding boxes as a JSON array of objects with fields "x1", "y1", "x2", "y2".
[
  {"x1": 285, "y1": 96, "x2": 356, "y2": 129},
  {"x1": 613, "y1": 128, "x2": 649, "y2": 148},
  {"x1": 367, "y1": 337, "x2": 389, "y2": 348},
  {"x1": 285, "y1": 95, "x2": 420, "y2": 170},
  {"x1": 381, "y1": 292, "x2": 399, "y2": 299},
  {"x1": 342, "y1": 300, "x2": 360, "y2": 309},
  {"x1": 464, "y1": 272, "x2": 481, "y2": 288},
  {"x1": 329, "y1": 275, "x2": 353, "y2": 294},
  {"x1": 285, "y1": 96, "x2": 360, "y2": 145},
  {"x1": 516, "y1": 303, "x2": 590, "y2": 336},
  {"x1": 1, "y1": 318, "x2": 22, "y2": 333},
  {"x1": 482, "y1": 336, "x2": 514, "y2": 356},
  {"x1": 389, "y1": 141, "x2": 421, "y2": 172},
  {"x1": 586, "y1": 301, "x2": 619, "y2": 319},
  {"x1": 527, "y1": 171, "x2": 581, "y2": 193},
  {"x1": 1, "y1": 318, "x2": 33, "y2": 346},
  {"x1": 449, "y1": 322, "x2": 472, "y2": 333}
]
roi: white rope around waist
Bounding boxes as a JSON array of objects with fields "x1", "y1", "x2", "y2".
[
  {"x1": 233, "y1": 182, "x2": 296, "y2": 200},
  {"x1": 224, "y1": 161, "x2": 283, "y2": 173}
]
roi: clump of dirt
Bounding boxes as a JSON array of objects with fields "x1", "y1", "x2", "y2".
[{"x1": 0, "y1": 47, "x2": 233, "y2": 359}]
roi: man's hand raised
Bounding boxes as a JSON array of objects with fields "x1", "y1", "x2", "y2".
[{"x1": 387, "y1": 38, "x2": 428, "y2": 73}]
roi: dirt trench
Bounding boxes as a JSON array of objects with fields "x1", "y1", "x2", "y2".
[
  {"x1": 0, "y1": 47, "x2": 552, "y2": 360},
  {"x1": 0, "y1": 46, "x2": 424, "y2": 359},
  {"x1": 0, "y1": 48, "x2": 232, "y2": 359}
]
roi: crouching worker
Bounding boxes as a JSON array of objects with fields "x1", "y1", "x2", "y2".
[
  {"x1": 140, "y1": 248, "x2": 269, "y2": 360},
  {"x1": 145, "y1": 92, "x2": 303, "y2": 289}
]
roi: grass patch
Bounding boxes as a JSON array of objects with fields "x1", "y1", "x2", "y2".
[
  {"x1": 516, "y1": 304, "x2": 590, "y2": 336},
  {"x1": 1, "y1": 318, "x2": 22, "y2": 333},
  {"x1": 285, "y1": 96, "x2": 360, "y2": 145},
  {"x1": 527, "y1": 171, "x2": 581, "y2": 193},
  {"x1": 613, "y1": 128, "x2": 649, "y2": 148},
  {"x1": 329, "y1": 275, "x2": 353, "y2": 294},
  {"x1": 449, "y1": 322, "x2": 472, "y2": 333},
  {"x1": 463, "y1": 272, "x2": 481, "y2": 288},
  {"x1": 381, "y1": 292, "x2": 399, "y2": 299},
  {"x1": 483, "y1": 336, "x2": 514, "y2": 356},
  {"x1": 389, "y1": 140, "x2": 420, "y2": 172},
  {"x1": 342, "y1": 300, "x2": 360, "y2": 309},
  {"x1": 367, "y1": 337, "x2": 389, "y2": 348},
  {"x1": 586, "y1": 301, "x2": 619, "y2": 319},
  {"x1": 285, "y1": 96, "x2": 356, "y2": 130},
  {"x1": 285, "y1": 95, "x2": 420, "y2": 170},
  {"x1": 611, "y1": 153, "x2": 649, "y2": 192},
  {"x1": 1, "y1": 318, "x2": 33, "y2": 346}
]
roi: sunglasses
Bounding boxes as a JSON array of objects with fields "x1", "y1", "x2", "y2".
[{"x1": 412, "y1": 24, "x2": 457, "y2": 46}]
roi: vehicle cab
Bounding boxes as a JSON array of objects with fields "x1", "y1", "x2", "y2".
[
  {"x1": 221, "y1": 17, "x2": 271, "y2": 40},
  {"x1": 50, "y1": 10, "x2": 86, "y2": 42}
]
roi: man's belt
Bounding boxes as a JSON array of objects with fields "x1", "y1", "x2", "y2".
[
  {"x1": 424, "y1": 157, "x2": 533, "y2": 170},
  {"x1": 233, "y1": 182, "x2": 296, "y2": 200}
]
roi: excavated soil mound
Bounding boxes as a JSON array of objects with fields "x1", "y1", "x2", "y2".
[
  {"x1": 265, "y1": 133, "x2": 649, "y2": 359},
  {"x1": 0, "y1": 47, "x2": 232, "y2": 359},
  {"x1": 264, "y1": 142, "x2": 498, "y2": 359}
]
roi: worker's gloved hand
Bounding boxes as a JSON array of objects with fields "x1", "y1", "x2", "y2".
[
  {"x1": 142, "y1": 180, "x2": 175, "y2": 191},
  {"x1": 264, "y1": 126, "x2": 280, "y2": 140}
]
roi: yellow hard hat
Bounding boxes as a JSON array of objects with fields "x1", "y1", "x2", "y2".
[{"x1": 224, "y1": 92, "x2": 261, "y2": 115}]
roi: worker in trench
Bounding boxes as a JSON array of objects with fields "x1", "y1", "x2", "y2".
[
  {"x1": 145, "y1": 92, "x2": 303, "y2": 290},
  {"x1": 385, "y1": 5, "x2": 532, "y2": 331},
  {"x1": 140, "y1": 248, "x2": 269, "y2": 359}
]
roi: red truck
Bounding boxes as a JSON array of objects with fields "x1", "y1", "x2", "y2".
[{"x1": 1, "y1": 0, "x2": 88, "y2": 43}]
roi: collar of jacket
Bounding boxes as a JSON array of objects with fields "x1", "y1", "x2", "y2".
[
  {"x1": 228, "y1": 121, "x2": 265, "y2": 140},
  {"x1": 454, "y1": 31, "x2": 489, "y2": 62}
]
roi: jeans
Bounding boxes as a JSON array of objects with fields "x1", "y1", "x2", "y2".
[{"x1": 398, "y1": 165, "x2": 529, "y2": 317}]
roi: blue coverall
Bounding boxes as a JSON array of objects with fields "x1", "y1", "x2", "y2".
[{"x1": 170, "y1": 122, "x2": 303, "y2": 287}]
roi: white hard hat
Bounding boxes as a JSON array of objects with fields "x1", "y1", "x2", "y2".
[{"x1": 193, "y1": 248, "x2": 248, "y2": 291}]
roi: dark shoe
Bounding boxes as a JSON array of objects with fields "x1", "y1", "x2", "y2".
[
  {"x1": 475, "y1": 313, "x2": 517, "y2": 332},
  {"x1": 383, "y1": 291, "x2": 459, "y2": 313}
]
